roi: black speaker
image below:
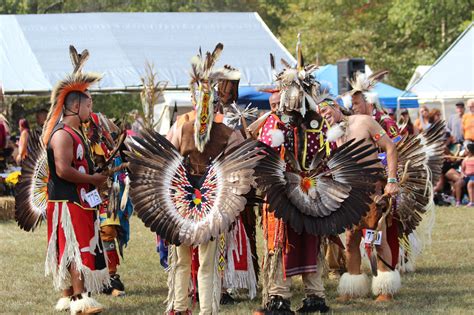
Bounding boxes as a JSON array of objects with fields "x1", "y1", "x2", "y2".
[{"x1": 337, "y1": 58, "x2": 365, "y2": 94}]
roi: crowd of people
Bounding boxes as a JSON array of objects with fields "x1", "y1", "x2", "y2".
[
  {"x1": 10, "y1": 41, "x2": 467, "y2": 315},
  {"x1": 389, "y1": 100, "x2": 474, "y2": 207},
  {"x1": 419, "y1": 100, "x2": 474, "y2": 206}
]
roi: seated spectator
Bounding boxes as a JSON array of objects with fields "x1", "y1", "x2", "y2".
[
  {"x1": 414, "y1": 105, "x2": 430, "y2": 133},
  {"x1": 434, "y1": 131, "x2": 463, "y2": 206},
  {"x1": 460, "y1": 143, "x2": 474, "y2": 207}
]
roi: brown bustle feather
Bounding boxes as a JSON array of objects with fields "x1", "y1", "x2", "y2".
[
  {"x1": 255, "y1": 138, "x2": 382, "y2": 235},
  {"x1": 125, "y1": 128, "x2": 267, "y2": 246}
]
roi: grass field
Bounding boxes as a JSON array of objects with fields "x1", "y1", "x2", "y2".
[{"x1": 1, "y1": 206, "x2": 473, "y2": 314}]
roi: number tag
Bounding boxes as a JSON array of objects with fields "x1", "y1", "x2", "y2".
[
  {"x1": 364, "y1": 229, "x2": 382, "y2": 246},
  {"x1": 85, "y1": 189, "x2": 102, "y2": 208}
]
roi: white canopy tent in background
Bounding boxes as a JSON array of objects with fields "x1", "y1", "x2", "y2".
[
  {"x1": 0, "y1": 12, "x2": 294, "y2": 94},
  {"x1": 0, "y1": 12, "x2": 296, "y2": 133},
  {"x1": 402, "y1": 22, "x2": 474, "y2": 118}
]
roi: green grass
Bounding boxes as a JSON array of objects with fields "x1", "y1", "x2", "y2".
[{"x1": 1, "y1": 206, "x2": 473, "y2": 314}]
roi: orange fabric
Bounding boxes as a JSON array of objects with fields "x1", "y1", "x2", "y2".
[{"x1": 462, "y1": 113, "x2": 474, "y2": 141}]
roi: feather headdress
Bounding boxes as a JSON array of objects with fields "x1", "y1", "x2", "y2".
[
  {"x1": 349, "y1": 70, "x2": 388, "y2": 96},
  {"x1": 274, "y1": 34, "x2": 320, "y2": 116},
  {"x1": 42, "y1": 46, "x2": 102, "y2": 146},
  {"x1": 189, "y1": 43, "x2": 240, "y2": 152},
  {"x1": 348, "y1": 70, "x2": 388, "y2": 111},
  {"x1": 16, "y1": 46, "x2": 101, "y2": 232}
]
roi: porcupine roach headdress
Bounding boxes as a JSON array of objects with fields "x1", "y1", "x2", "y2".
[
  {"x1": 16, "y1": 46, "x2": 101, "y2": 232},
  {"x1": 189, "y1": 43, "x2": 240, "y2": 152},
  {"x1": 42, "y1": 46, "x2": 102, "y2": 146}
]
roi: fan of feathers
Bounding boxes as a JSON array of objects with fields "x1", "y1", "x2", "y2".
[{"x1": 255, "y1": 138, "x2": 383, "y2": 235}]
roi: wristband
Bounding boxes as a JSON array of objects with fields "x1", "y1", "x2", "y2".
[{"x1": 387, "y1": 178, "x2": 398, "y2": 184}]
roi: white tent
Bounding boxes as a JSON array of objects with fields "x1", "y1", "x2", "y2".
[
  {"x1": 403, "y1": 22, "x2": 474, "y2": 117},
  {"x1": 0, "y1": 12, "x2": 294, "y2": 95}
]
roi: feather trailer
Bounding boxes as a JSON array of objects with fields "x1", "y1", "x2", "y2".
[
  {"x1": 255, "y1": 138, "x2": 382, "y2": 235},
  {"x1": 125, "y1": 128, "x2": 267, "y2": 246},
  {"x1": 15, "y1": 131, "x2": 48, "y2": 231},
  {"x1": 395, "y1": 120, "x2": 445, "y2": 236}
]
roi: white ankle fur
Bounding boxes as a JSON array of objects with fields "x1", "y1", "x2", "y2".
[
  {"x1": 337, "y1": 273, "x2": 370, "y2": 297},
  {"x1": 372, "y1": 270, "x2": 401, "y2": 296},
  {"x1": 55, "y1": 297, "x2": 70, "y2": 311},
  {"x1": 69, "y1": 294, "x2": 103, "y2": 314}
]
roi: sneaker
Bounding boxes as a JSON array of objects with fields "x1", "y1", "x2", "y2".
[
  {"x1": 296, "y1": 295, "x2": 330, "y2": 314},
  {"x1": 455, "y1": 201, "x2": 461, "y2": 207}
]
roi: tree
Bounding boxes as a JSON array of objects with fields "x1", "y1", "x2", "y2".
[{"x1": 276, "y1": 0, "x2": 472, "y2": 88}]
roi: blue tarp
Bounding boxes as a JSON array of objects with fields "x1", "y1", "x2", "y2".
[
  {"x1": 238, "y1": 64, "x2": 419, "y2": 110},
  {"x1": 316, "y1": 65, "x2": 419, "y2": 109},
  {"x1": 238, "y1": 86, "x2": 271, "y2": 109}
]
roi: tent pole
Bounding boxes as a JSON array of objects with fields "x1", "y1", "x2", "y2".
[
  {"x1": 441, "y1": 99, "x2": 446, "y2": 120},
  {"x1": 396, "y1": 97, "x2": 401, "y2": 121}
]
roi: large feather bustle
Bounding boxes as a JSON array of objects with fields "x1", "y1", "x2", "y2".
[
  {"x1": 255, "y1": 138, "x2": 382, "y2": 235},
  {"x1": 125, "y1": 128, "x2": 267, "y2": 246},
  {"x1": 395, "y1": 120, "x2": 445, "y2": 235},
  {"x1": 15, "y1": 131, "x2": 48, "y2": 231},
  {"x1": 42, "y1": 72, "x2": 102, "y2": 145}
]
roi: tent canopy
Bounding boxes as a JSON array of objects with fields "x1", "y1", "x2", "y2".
[
  {"x1": 406, "y1": 22, "x2": 474, "y2": 100},
  {"x1": 316, "y1": 65, "x2": 419, "y2": 109},
  {"x1": 0, "y1": 12, "x2": 295, "y2": 95}
]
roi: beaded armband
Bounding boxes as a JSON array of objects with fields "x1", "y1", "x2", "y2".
[{"x1": 372, "y1": 129, "x2": 387, "y2": 142}]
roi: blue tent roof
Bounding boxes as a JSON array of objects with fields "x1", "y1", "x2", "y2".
[
  {"x1": 316, "y1": 65, "x2": 419, "y2": 109},
  {"x1": 238, "y1": 86, "x2": 271, "y2": 109}
]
